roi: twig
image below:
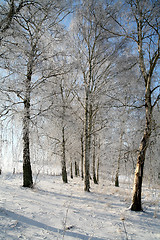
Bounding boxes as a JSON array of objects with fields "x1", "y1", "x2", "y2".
[
  {"x1": 121, "y1": 218, "x2": 129, "y2": 240},
  {"x1": 62, "y1": 198, "x2": 72, "y2": 239}
]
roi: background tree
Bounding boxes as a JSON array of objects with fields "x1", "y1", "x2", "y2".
[
  {"x1": 70, "y1": 0, "x2": 124, "y2": 191},
  {"x1": 58, "y1": 76, "x2": 76, "y2": 183}
]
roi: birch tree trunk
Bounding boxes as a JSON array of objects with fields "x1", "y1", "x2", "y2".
[
  {"x1": 130, "y1": 85, "x2": 152, "y2": 211},
  {"x1": 62, "y1": 125, "x2": 68, "y2": 183},
  {"x1": 96, "y1": 138, "x2": 100, "y2": 184},
  {"x1": 23, "y1": 61, "x2": 33, "y2": 188},
  {"x1": 70, "y1": 162, "x2": 73, "y2": 179},
  {"x1": 130, "y1": 0, "x2": 154, "y2": 210},
  {"x1": 96, "y1": 157, "x2": 99, "y2": 184},
  {"x1": 84, "y1": 88, "x2": 90, "y2": 191},
  {"x1": 75, "y1": 161, "x2": 78, "y2": 177},
  {"x1": 81, "y1": 134, "x2": 84, "y2": 180},
  {"x1": 115, "y1": 129, "x2": 123, "y2": 187},
  {"x1": 93, "y1": 134, "x2": 98, "y2": 184},
  {"x1": 60, "y1": 81, "x2": 68, "y2": 183},
  {"x1": 129, "y1": 0, "x2": 160, "y2": 211},
  {"x1": 115, "y1": 161, "x2": 120, "y2": 187}
]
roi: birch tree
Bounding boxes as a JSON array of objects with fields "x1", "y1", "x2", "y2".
[
  {"x1": 71, "y1": 0, "x2": 122, "y2": 191},
  {"x1": 0, "y1": 0, "x2": 72, "y2": 187},
  {"x1": 102, "y1": 0, "x2": 160, "y2": 210},
  {"x1": 59, "y1": 77, "x2": 75, "y2": 183},
  {"x1": 126, "y1": 0, "x2": 159, "y2": 211}
]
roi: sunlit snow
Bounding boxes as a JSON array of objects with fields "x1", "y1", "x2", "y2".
[{"x1": 0, "y1": 174, "x2": 159, "y2": 239}]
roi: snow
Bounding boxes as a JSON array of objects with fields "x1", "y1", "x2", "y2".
[{"x1": 0, "y1": 174, "x2": 160, "y2": 240}]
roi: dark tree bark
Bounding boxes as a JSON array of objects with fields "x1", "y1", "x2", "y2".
[
  {"x1": 93, "y1": 135, "x2": 98, "y2": 184},
  {"x1": 81, "y1": 134, "x2": 84, "y2": 180},
  {"x1": 23, "y1": 67, "x2": 33, "y2": 188},
  {"x1": 70, "y1": 162, "x2": 73, "y2": 179},
  {"x1": 84, "y1": 88, "x2": 90, "y2": 192},
  {"x1": 115, "y1": 130, "x2": 123, "y2": 187},
  {"x1": 75, "y1": 161, "x2": 78, "y2": 177},
  {"x1": 62, "y1": 126, "x2": 68, "y2": 183},
  {"x1": 96, "y1": 157, "x2": 99, "y2": 184},
  {"x1": 115, "y1": 172, "x2": 119, "y2": 187}
]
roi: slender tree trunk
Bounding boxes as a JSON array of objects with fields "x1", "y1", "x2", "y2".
[
  {"x1": 62, "y1": 126, "x2": 68, "y2": 183},
  {"x1": 23, "y1": 66, "x2": 33, "y2": 188},
  {"x1": 93, "y1": 135, "x2": 98, "y2": 184},
  {"x1": 75, "y1": 161, "x2": 78, "y2": 177},
  {"x1": 84, "y1": 88, "x2": 90, "y2": 191},
  {"x1": 96, "y1": 157, "x2": 99, "y2": 184},
  {"x1": 77, "y1": 162, "x2": 80, "y2": 176},
  {"x1": 115, "y1": 171, "x2": 119, "y2": 187},
  {"x1": 96, "y1": 138, "x2": 101, "y2": 184},
  {"x1": 115, "y1": 130, "x2": 123, "y2": 187},
  {"x1": 130, "y1": 86, "x2": 152, "y2": 211},
  {"x1": 84, "y1": 53, "x2": 93, "y2": 191},
  {"x1": 70, "y1": 162, "x2": 73, "y2": 179},
  {"x1": 115, "y1": 154, "x2": 120, "y2": 187},
  {"x1": 81, "y1": 134, "x2": 84, "y2": 180}
]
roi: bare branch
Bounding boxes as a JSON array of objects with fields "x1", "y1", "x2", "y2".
[
  {"x1": 152, "y1": 94, "x2": 160, "y2": 109},
  {"x1": 151, "y1": 85, "x2": 160, "y2": 94}
]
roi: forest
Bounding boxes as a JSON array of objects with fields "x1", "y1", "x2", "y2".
[{"x1": 0, "y1": 0, "x2": 160, "y2": 221}]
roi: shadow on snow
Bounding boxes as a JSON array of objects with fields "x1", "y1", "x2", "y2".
[{"x1": 0, "y1": 208, "x2": 106, "y2": 240}]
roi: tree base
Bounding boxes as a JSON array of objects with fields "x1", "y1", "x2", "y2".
[
  {"x1": 84, "y1": 178, "x2": 90, "y2": 192},
  {"x1": 84, "y1": 186, "x2": 90, "y2": 192},
  {"x1": 93, "y1": 175, "x2": 98, "y2": 184},
  {"x1": 115, "y1": 174, "x2": 119, "y2": 187},
  {"x1": 23, "y1": 163, "x2": 33, "y2": 188},
  {"x1": 130, "y1": 202, "x2": 143, "y2": 211},
  {"x1": 62, "y1": 172, "x2": 68, "y2": 183}
]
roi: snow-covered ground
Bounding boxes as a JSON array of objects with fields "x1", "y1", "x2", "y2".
[{"x1": 0, "y1": 173, "x2": 160, "y2": 240}]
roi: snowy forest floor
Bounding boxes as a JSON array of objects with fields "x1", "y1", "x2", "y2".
[{"x1": 0, "y1": 173, "x2": 160, "y2": 240}]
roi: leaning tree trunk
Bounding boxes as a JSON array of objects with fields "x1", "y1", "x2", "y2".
[
  {"x1": 23, "y1": 65, "x2": 33, "y2": 188},
  {"x1": 130, "y1": 87, "x2": 152, "y2": 211}
]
